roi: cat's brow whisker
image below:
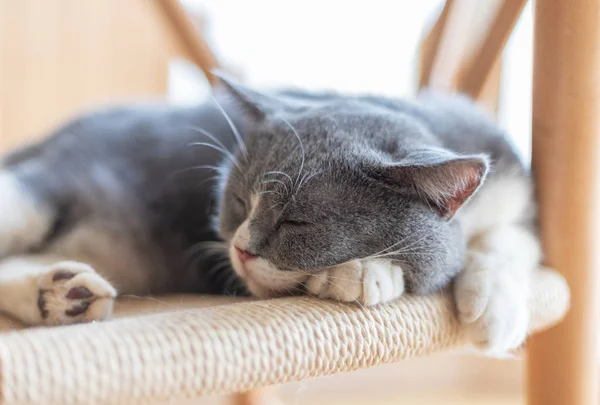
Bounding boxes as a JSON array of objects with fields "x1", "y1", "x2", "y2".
[
  {"x1": 211, "y1": 95, "x2": 248, "y2": 157},
  {"x1": 279, "y1": 116, "x2": 306, "y2": 191},
  {"x1": 263, "y1": 171, "x2": 294, "y2": 187},
  {"x1": 296, "y1": 170, "x2": 321, "y2": 193},
  {"x1": 261, "y1": 178, "x2": 290, "y2": 193}
]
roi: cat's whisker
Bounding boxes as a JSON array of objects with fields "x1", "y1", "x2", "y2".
[
  {"x1": 179, "y1": 162, "x2": 246, "y2": 185},
  {"x1": 224, "y1": 274, "x2": 246, "y2": 296},
  {"x1": 306, "y1": 271, "x2": 367, "y2": 285},
  {"x1": 195, "y1": 176, "x2": 221, "y2": 190},
  {"x1": 366, "y1": 251, "x2": 437, "y2": 261},
  {"x1": 319, "y1": 273, "x2": 367, "y2": 283},
  {"x1": 186, "y1": 126, "x2": 230, "y2": 154},
  {"x1": 282, "y1": 284, "x2": 305, "y2": 297},
  {"x1": 211, "y1": 95, "x2": 248, "y2": 157},
  {"x1": 120, "y1": 295, "x2": 185, "y2": 311},
  {"x1": 175, "y1": 165, "x2": 224, "y2": 176},
  {"x1": 366, "y1": 243, "x2": 433, "y2": 258},
  {"x1": 186, "y1": 126, "x2": 244, "y2": 175},
  {"x1": 359, "y1": 222, "x2": 448, "y2": 262},
  {"x1": 189, "y1": 142, "x2": 242, "y2": 170},
  {"x1": 388, "y1": 223, "x2": 449, "y2": 255},
  {"x1": 320, "y1": 278, "x2": 368, "y2": 311}
]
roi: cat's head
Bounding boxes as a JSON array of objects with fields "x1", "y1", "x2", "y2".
[{"x1": 214, "y1": 78, "x2": 488, "y2": 297}]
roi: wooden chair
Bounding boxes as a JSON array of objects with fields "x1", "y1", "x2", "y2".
[
  {"x1": 0, "y1": 1, "x2": 589, "y2": 405},
  {"x1": 421, "y1": 0, "x2": 599, "y2": 404},
  {"x1": 165, "y1": 0, "x2": 600, "y2": 403}
]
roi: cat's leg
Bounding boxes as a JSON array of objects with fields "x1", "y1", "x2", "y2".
[
  {"x1": 0, "y1": 255, "x2": 116, "y2": 325},
  {"x1": 305, "y1": 259, "x2": 405, "y2": 306},
  {"x1": 454, "y1": 225, "x2": 540, "y2": 354},
  {"x1": 0, "y1": 170, "x2": 53, "y2": 257}
]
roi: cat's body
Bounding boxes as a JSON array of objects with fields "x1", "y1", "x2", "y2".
[
  {"x1": 0, "y1": 80, "x2": 539, "y2": 354},
  {"x1": 3, "y1": 102, "x2": 244, "y2": 296}
]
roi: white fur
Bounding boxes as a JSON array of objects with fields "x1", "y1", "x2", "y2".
[
  {"x1": 0, "y1": 256, "x2": 116, "y2": 325},
  {"x1": 306, "y1": 259, "x2": 405, "y2": 306},
  {"x1": 459, "y1": 175, "x2": 533, "y2": 239},
  {"x1": 455, "y1": 175, "x2": 539, "y2": 355},
  {"x1": 0, "y1": 172, "x2": 52, "y2": 256},
  {"x1": 230, "y1": 245, "x2": 307, "y2": 297}
]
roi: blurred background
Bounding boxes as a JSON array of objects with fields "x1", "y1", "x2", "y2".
[{"x1": 1, "y1": 1, "x2": 536, "y2": 404}]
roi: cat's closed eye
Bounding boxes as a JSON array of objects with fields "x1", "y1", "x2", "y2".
[
  {"x1": 279, "y1": 219, "x2": 312, "y2": 227},
  {"x1": 233, "y1": 195, "x2": 247, "y2": 216}
]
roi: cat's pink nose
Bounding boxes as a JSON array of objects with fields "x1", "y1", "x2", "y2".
[{"x1": 235, "y1": 246, "x2": 257, "y2": 264}]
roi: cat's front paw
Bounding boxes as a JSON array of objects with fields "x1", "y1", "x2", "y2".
[
  {"x1": 454, "y1": 265, "x2": 529, "y2": 355},
  {"x1": 305, "y1": 259, "x2": 405, "y2": 306},
  {"x1": 37, "y1": 261, "x2": 117, "y2": 325}
]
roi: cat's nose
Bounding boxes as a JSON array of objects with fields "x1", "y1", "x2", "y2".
[{"x1": 235, "y1": 246, "x2": 258, "y2": 264}]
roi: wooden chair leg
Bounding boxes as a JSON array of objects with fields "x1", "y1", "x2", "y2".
[
  {"x1": 418, "y1": 0, "x2": 455, "y2": 89},
  {"x1": 418, "y1": 0, "x2": 515, "y2": 116},
  {"x1": 527, "y1": 0, "x2": 600, "y2": 404},
  {"x1": 476, "y1": 56, "x2": 502, "y2": 116},
  {"x1": 457, "y1": 0, "x2": 527, "y2": 99},
  {"x1": 154, "y1": 0, "x2": 220, "y2": 85}
]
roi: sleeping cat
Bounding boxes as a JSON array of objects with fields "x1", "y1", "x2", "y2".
[{"x1": 0, "y1": 77, "x2": 539, "y2": 354}]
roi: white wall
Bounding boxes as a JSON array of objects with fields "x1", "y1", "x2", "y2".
[{"x1": 170, "y1": 0, "x2": 533, "y2": 161}]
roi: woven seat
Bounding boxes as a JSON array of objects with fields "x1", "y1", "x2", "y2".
[{"x1": 0, "y1": 268, "x2": 569, "y2": 405}]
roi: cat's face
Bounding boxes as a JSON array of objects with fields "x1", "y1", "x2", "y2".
[{"x1": 214, "y1": 79, "x2": 488, "y2": 297}]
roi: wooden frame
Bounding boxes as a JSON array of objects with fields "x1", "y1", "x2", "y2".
[
  {"x1": 155, "y1": 0, "x2": 220, "y2": 85},
  {"x1": 527, "y1": 0, "x2": 600, "y2": 403},
  {"x1": 422, "y1": 0, "x2": 600, "y2": 403},
  {"x1": 419, "y1": 0, "x2": 527, "y2": 114},
  {"x1": 3, "y1": 1, "x2": 596, "y2": 403},
  {"x1": 456, "y1": 0, "x2": 527, "y2": 99}
]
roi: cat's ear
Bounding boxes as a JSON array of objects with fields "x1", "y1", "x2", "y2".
[
  {"x1": 379, "y1": 150, "x2": 489, "y2": 220},
  {"x1": 213, "y1": 71, "x2": 276, "y2": 121}
]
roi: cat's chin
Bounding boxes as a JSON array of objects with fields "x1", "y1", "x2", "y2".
[{"x1": 228, "y1": 246, "x2": 307, "y2": 299}]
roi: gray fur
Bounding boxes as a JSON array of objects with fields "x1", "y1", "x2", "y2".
[{"x1": 1, "y1": 81, "x2": 529, "y2": 296}]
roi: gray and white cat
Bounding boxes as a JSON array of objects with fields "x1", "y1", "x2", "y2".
[{"x1": 0, "y1": 77, "x2": 539, "y2": 354}]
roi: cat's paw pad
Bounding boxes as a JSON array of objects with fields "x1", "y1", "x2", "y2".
[
  {"x1": 454, "y1": 270, "x2": 529, "y2": 355},
  {"x1": 306, "y1": 260, "x2": 404, "y2": 306},
  {"x1": 37, "y1": 261, "x2": 117, "y2": 325}
]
